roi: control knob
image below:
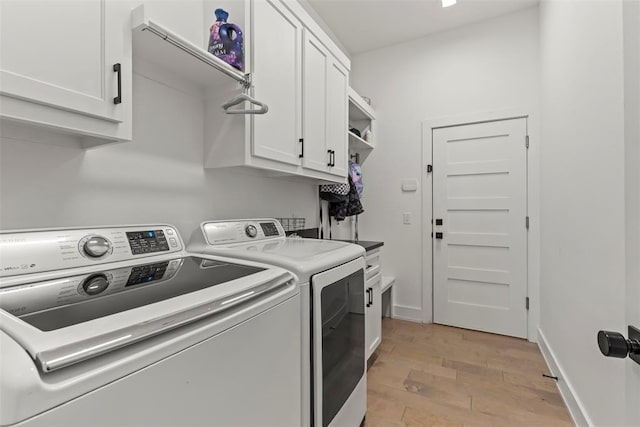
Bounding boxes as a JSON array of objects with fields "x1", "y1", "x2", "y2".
[
  {"x1": 83, "y1": 274, "x2": 109, "y2": 296},
  {"x1": 83, "y1": 236, "x2": 111, "y2": 258},
  {"x1": 245, "y1": 224, "x2": 258, "y2": 238}
]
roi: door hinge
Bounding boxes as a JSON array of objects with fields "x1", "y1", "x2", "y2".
[
  {"x1": 427, "y1": 164, "x2": 433, "y2": 173},
  {"x1": 526, "y1": 297, "x2": 530, "y2": 310},
  {"x1": 525, "y1": 135, "x2": 530, "y2": 149},
  {"x1": 526, "y1": 216, "x2": 530, "y2": 230}
]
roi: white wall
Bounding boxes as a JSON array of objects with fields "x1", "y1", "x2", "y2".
[
  {"x1": 538, "y1": 1, "x2": 627, "y2": 425},
  {"x1": 624, "y1": 1, "x2": 640, "y2": 425},
  {"x1": 0, "y1": 68, "x2": 317, "y2": 240},
  {"x1": 350, "y1": 8, "x2": 541, "y2": 331}
]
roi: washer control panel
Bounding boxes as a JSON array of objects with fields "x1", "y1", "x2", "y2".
[
  {"x1": 0, "y1": 259, "x2": 183, "y2": 317},
  {"x1": 202, "y1": 219, "x2": 286, "y2": 245},
  {"x1": 79, "y1": 235, "x2": 112, "y2": 258},
  {"x1": 0, "y1": 225, "x2": 182, "y2": 279},
  {"x1": 126, "y1": 230, "x2": 170, "y2": 255}
]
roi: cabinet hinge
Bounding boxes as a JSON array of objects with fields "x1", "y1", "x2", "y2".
[
  {"x1": 427, "y1": 164, "x2": 433, "y2": 173},
  {"x1": 526, "y1": 297, "x2": 530, "y2": 310},
  {"x1": 525, "y1": 135, "x2": 530, "y2": 149},
  {"x1": 526, "y1": 216, "x2": 530, "y2": 230}
]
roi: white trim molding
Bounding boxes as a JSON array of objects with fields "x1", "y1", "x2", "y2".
[
  {"x1": 537, "y1": 328, "x2": 592, "y2": 427},
  {"x1": 392, "y1": 304, "x2": 423, "y2": 323}
]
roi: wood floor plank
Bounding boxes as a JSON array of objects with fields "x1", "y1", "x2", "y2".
[
  {"x1": 366, "y1": 392, "x2": 407, "y2": 422},
  {"x1": 502, "y1": 370, "x2": 559, "y2": 394},
  {"x1": 402, "y1": 406, "x2": 463, "y2": 427},
  {"x1": 369, "y1": 382, "x2": 502, "y2": 427},
  {"x1": 405, "y1": 369, "x2": 472, "y2": 409},
  {"x1": 442, "y1": 359, "x2": 503, "y2": 380},
  {"x1": 366, "y1": 319, "x2": 573, "y2": 426},
  {"x1": 377, "y1": 352, "x2": 458, "y2": 380}
]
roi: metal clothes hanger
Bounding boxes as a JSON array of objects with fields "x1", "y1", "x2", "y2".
[{"x1": 221, "y1": 86, "x2": 269, "y2": 115}]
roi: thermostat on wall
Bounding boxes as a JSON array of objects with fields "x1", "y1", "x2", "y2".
[{"x1": 401, "y1": 179, "x2": 418, "y2": 192}]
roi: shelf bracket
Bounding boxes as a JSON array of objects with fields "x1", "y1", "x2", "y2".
[{"x1": 241, "y1": 73, "x2": 252, "y2": 90}]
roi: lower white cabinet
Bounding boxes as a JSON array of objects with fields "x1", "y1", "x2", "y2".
[
  {"x1": 365, "y1": 247, "x2": 383, "y2": 359},
  {"x1": 0, "y1": 0, "x2": 132, "y2": 146},
  {"x1": 365, "y1": 273, "x2": 382, "y2": 359}
]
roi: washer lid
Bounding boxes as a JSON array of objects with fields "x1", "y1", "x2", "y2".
[
  {"x1": 0, "y1": 256, "x2": 295, "y2": 372},
  {"x1": 2, "y1": 256, "x2": 264, "y2": 332},
  {"x1": 197, "y1": 238, "x2": 365, "y2": 279}
]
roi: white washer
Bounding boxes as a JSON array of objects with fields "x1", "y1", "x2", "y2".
[
  {"x1": 188, "y1": 219, "x2": 367, "y2": 427},
  {"x1": 0, "y1": 225, "x2": 301, "y2": 427}
]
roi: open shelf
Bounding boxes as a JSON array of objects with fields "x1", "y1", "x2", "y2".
[
  {"x1": 348, "y1": 86, "x2": 376, "y2": 164},
  {"x1": 381, "y1": 276, "x2": 395, "y2": 294},
  {"x1": 131, "y1": 5, "x2": 249, "y2": 89},
  {"x1": 348, "y1": 87, "x2": 375, "y2": 121},
  {"x1": 349, "y1": 131, "x2": 374, "y2": 151}
]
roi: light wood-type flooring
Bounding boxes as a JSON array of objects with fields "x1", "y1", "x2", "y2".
[{"x1": 365, "y1": 318, "x2": 573, "y2": 427}]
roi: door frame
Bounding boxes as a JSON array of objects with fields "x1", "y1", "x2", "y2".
[{"x1": 421, "y1": 108, "x2": 539, "y2": 341}]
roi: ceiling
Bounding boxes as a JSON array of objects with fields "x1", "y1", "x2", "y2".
[{"x1": 306, "y1": 0, "x2": 539, "y2": 55}]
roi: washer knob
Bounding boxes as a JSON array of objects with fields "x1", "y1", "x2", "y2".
[
  {"x1": 83, "y1": 274, "x2": 109, "y2": 296},
  {"x1": 83, "y1": 236, "x2": 111, "y2": 258},
  {"x1": 245, "y1": 225, "x2": 258, "y2": 238}
]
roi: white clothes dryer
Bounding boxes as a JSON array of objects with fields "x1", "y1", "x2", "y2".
[{"x1": 189, "y1": 219, "x2": 367, "y2": 427}]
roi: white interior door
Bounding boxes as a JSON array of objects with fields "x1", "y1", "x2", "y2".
[{"x1": 433, "y1": 118, "x2": 528, "y2": 338}]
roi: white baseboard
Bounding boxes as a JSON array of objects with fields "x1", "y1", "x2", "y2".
[
  {"x1": 537, "y1": 328, "x2": 592, "y2": 427},
  {"x1": 391, "y1": 304, "x2": 423, "y2": 323}
]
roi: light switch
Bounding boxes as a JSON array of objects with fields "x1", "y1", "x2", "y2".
[
  {"x1": 401, "y1": 180, "x2": 418, "y2": 192},
  {"x1": 403, "y1": 212, "x2": 412, "y2": 224}
]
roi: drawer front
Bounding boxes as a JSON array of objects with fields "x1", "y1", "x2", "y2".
[
  {"x1": 366, "y1": 264, "x2": 380, "y2": 280},
  {"x1": 365, "y1": 249, "x2": 381, "y2": 280},
  {"x1": 367, "y1": 272, "x2": 381, "y2": 289}
]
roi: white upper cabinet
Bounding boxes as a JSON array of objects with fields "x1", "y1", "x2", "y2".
[
  {"x1": 326, "y1": 59, "x2": 348, "y2": 177},
  {"x1": 203, "y1": 0, "x2": 351, "y2": 183},
  {"x1": 302, "y1": 31, "x2": 330, "y2": 173},
  {"x1": 302, "y1": 30, "x2": 348, "y2": 179},
  {"x1": 251, "y1": 0, "x2": 302, "y2": 166},
  {"x1": 0, "y1": 0, "x2": 132, "y2": 146}
]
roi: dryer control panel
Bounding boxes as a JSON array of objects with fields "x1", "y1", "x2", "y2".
[
  {"x1": 0, "y1": 225, "x2": 183, "y2": 278},
  {"x1": 202, "y1": 219, "x2": 285, "y2": 245}
]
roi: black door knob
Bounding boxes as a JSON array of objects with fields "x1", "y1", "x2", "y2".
[{"x1": 598, "y1": 330, "x2": 640, "y2": 358}]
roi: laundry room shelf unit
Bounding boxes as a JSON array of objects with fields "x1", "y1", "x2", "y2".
[
  {"x1": 348, "y1": 131, "x2": 374, "y2": 151},
  {"x1": 131, "y1": 5, "x2": 250, "y2": 89},
  {"x1": 348, "y1": 87, "x2": 376, "y2": 164}
]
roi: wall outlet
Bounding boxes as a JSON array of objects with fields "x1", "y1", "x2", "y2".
[{"x1": 403, "y1": 212, "x2": 412, "y2": 224}]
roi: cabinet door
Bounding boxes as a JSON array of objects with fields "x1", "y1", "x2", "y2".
[
  {"x1": 302, "y1": 31, "x2": 330, "y2": 173},
  {"x1": 251, "y1": 0, "x2": 302, "y2": 166},
  {"x1": 366, "y1": 274, "x2": 382, "y2": 359},
  {"x1": 326, "y1": 60, "x2": 349, "y2": 178},
  {"x1": 0, "y1": 0, "x2": 125, "y2": 122}
]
